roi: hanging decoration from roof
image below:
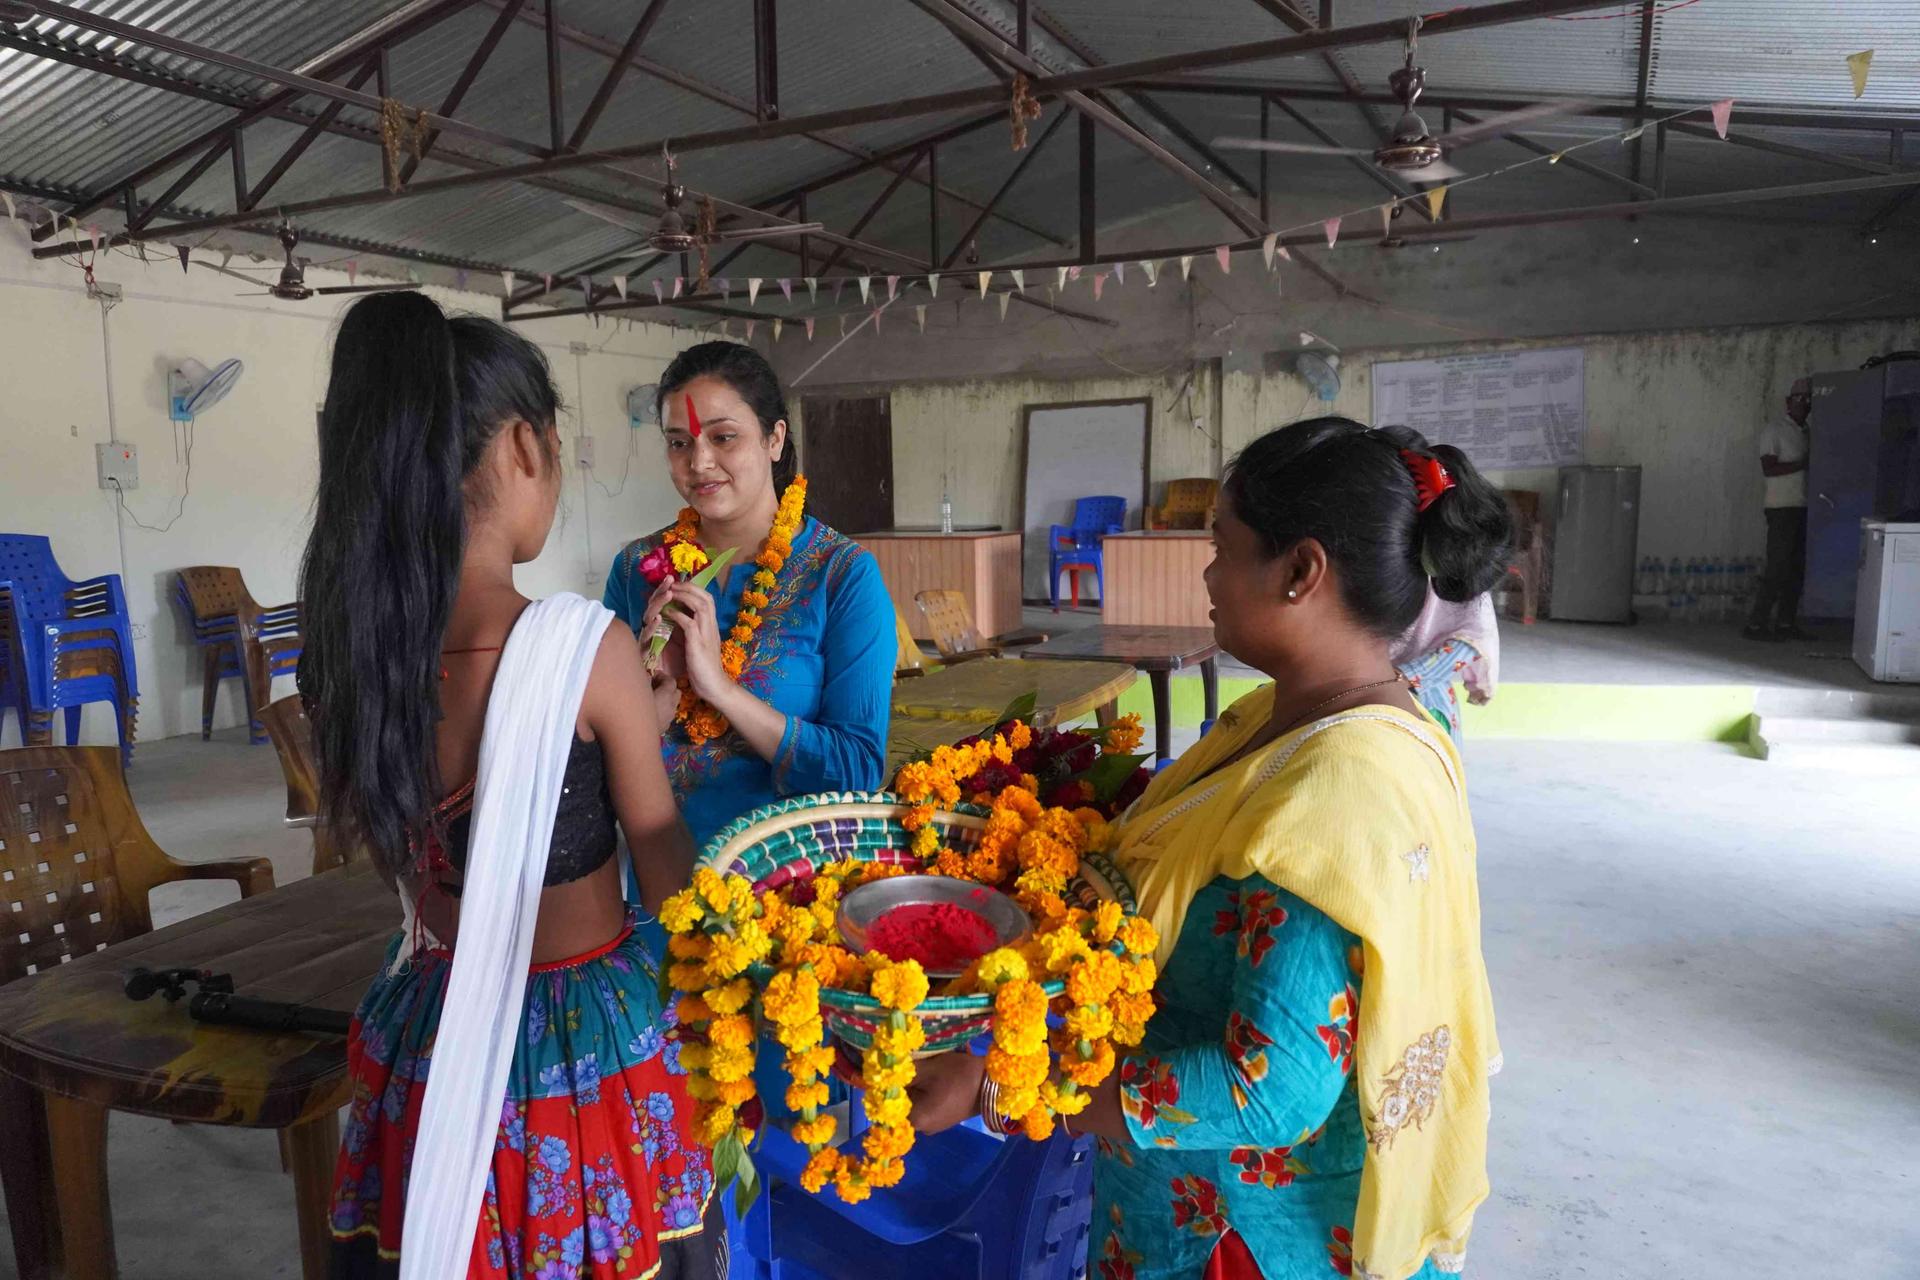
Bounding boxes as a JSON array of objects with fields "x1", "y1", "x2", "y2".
[
  {"x1": 1009, "y1": 73, "x2": 1044, "y2": 151},
  {"x1": 378, "y1": 99, "x2": 429, "y2": 192},
  {"x1": 1710, "y1": 98, "x2": 1734, "y2": 139},
  {"x1": 1847, "y1": 50, "x2": 1873, "y2": 99}
]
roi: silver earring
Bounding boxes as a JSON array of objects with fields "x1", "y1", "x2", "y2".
[{"x1": 1286, "y1": 589, "x2": 1299, "y2": 600}]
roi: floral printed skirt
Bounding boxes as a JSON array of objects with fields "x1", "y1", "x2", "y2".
[{"x1": 329, "y1": 914, "x2": 718, "y2": 1279}]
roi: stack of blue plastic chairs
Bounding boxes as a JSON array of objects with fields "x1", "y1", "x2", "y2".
[
  {"x1": 0, "y1": 535, "x2": 140, "y2": 766},
  {"x1": 724, "y1": 1076, "x2": 1094, "y2": 1280},
  {"x1": 173, "y1": 567, "x2": 302, "y2": 745},
  {"x1": 1048, "y1": 496, "x2": 1128, "y2": 609}
]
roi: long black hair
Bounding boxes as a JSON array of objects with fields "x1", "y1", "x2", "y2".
[
  {"x1": 656, "y1": 340, "x2": 797, "y2": 489},
  {"x1": 298, "y1": 292, "x2": 561, "y2": 880},
  {"x1": 1223, "y1": 416, "x2": 1512, "y2": 637}
]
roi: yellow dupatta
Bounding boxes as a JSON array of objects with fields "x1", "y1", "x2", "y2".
[{"x1": 1112, "y1": 685, "x2": 1500, "y2": 1280}]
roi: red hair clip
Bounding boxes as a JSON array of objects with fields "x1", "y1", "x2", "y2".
[
  {"x1": 684, "y1": 393, "x2": 702, "y2": 438},
  {"x1": 1399, "y1": 448, "x2": 1454, "y2": 513}
]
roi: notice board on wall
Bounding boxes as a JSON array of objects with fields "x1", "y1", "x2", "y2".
[{"x1": 1370, "y1": 346, "x2": 1586, "y2": 470}]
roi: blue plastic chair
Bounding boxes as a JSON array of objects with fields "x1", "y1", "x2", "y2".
[
  {"x1": 1048, "y1": 496, "x2": 1127, "y2": 609},
  {"x1": 173, "y1": 567, "x2": 302, "y2": 745},
  {"x1": 727, "y1": 1071, "x2": 1094, "y2": 1280},
  {"x1": 0, "y1": 535, "x2": 139, "y2": 765}
]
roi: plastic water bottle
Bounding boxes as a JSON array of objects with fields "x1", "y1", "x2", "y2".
[
  {"x1": 1635, "y1": 556, "x2": 1654, "y2": 597},
  {"x1": 940, "y1": 487, "x2": 953, "y2": 535},
  {"x1": 1726, "y1": 558, "x2": 1746, "y2": 615},
  {"x1": 1686, "y1": 557, "x2": 1704, "y2": 621},
  {"x1": 1666, "y1": 556, "x2": 1686, "y2": 619}
]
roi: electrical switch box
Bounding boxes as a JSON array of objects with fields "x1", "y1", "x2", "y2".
[{"x1": 96, "y1": 441, "x2": 139, "y2": 490}]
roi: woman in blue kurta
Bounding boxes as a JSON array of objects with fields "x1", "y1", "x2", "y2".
[{"x1": 603, "y1": 341, "x2": 893, "y2": 856}]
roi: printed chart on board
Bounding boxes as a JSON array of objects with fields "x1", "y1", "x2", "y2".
[{"x1": 1370, "y1": 346, "x2": 1586, "y2": 470}]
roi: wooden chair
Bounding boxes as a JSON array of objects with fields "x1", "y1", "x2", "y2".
[
  {"x1": 1146, "y1": 477, "x2": 1219, "y2": 531},
  {"x1": 174, "y1": 566, "x2": 302, "y2": 745},
  {"x1": 894, "y1": 605, "x2": 932, "y2": 679},
  {"x1": 0, "y1": 745, "x2": 275, "y2": 1279},
  {"x1": 260, "y1": 694, "x2": 358, "y2": 875},
  {"x1": 915, "y1": 590, "x2": 1047, "y2": 665},
  {"x1": 1502, "y1": 489, "x2": 1548, "y2": 625}
]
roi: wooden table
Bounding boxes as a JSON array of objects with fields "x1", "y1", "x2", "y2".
[
  {"x1": 891, "y1": 659, "x2": 1136, "y2": 729},
  {"x1": 858, "y1": 531, "x2": 1023, "y2": 643},
  {"x1": 1019, "y1": 626, "x2": 1221, "y2": 763},
  {"x1": 1099, "y1": 531, "x2": 1214, "y2": 627},
  {"x1": 0, "y1": 863, "x2": 396, "y2": 1280}
]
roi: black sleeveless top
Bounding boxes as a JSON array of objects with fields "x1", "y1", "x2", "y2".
[{"x1": 427, "y1": 735, "x2": 618, "y2": 894}]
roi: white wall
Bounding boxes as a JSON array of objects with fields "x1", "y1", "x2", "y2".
[
  {"x1": 839, "y1": 315, "x2": 1916, "y2": 570},
  {"x1": 0, "y1": 230, "x2": 695, "y2": 748}
]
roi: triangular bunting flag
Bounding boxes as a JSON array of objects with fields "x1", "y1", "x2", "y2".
[
  {"x1": 407, "y1": 268, "x2": 422, "y2": 285},
  {"x1": 86, "y1": 225, "x2": 101, "y2": 252},
  {"x1": 1093, "y1": 271, "x2": 1108, "y2": 302},
  {"x1": 178, "y1": 244, "x2": 191, "y2": 273},
  {"x1": 1427, "y1": 187, "x2": 1448, "y2": 220},
  {"x1": 1214, "y1": 245, "x2": 1231, "y2": 274},
  {"x1": 1324, "y1": 217, "x2": 1341, "y2": 249},
  {"x1": 1848, "y1": 50, "x2": 1873, "y2": 99},
  {"x1": 542, "y1": 273, "x2": 553, "y2": 295},
  {"x1": 1114, "y1": 261, "x2": 1125, "y2": 285},
  {"x1": 1142, "y1": 260, "x2": 1159, "y2": 287},
  {"x1": 748, "y1": 277, "x2": 762, "y2": 305},
  {"x1": 1, "y1": 192, "x2": 14, "y2": 223},
  {"x1": 779, "y1": 278, "x2": 792, "y2": 302},
  {"x1": 871, "y1": 308, "x2": 882, "y2": 335},
  {"x1": 579, "y1": 276, "x2": 594, "y2": 306},
  {"x1": 928, "y1": 273, "x2": 940, "y2": 298},
  {"x1": 746, "y1": 319, "x2": 757, "y2": 340},
  {"x1": 1380, "y1": 203, "x2": 1394, "y2": 236},
  {"x1": 806, "y1": 276, "x2": 818, "y2": 303},
  {"x1": 672, "y1": 277, "x2": 683, "y2": 298},
  {"x1": 718, "y1": 278, "x2": 732, "y2": 299},
  {"x1": 612, "y1": 274, "x2": 627, "y2": 300},
  {"x1": 832, "y1": 279, "x2": 844, "y2": 303},
  {"x1": 1068, "y1": 265, "x2": 1083, "y2": 283},
  {"x1": 858, "y1": 276, "x2": 871, "y2": 304},
  {"x1": 805, "y1": 318, "x2": 816, "y2": 341},
  {"x1": 1057, "y1": 266, "x2": 1069, "y2": 291},
  {"x1": 1011, "y1": 269, "x2": 1025, "y2": 294},
  {"x1": 503, "y1": 270, "x2": 516, "y2": 296},
  {"x1": 652, "y1": 279, "x2": 664, "y2": 303},
  {"x1": 454, "y1": 269, "x2": 469, "y2": 292},
  {"x1": 997, "y1": 292, "x2": 1010, "y2": 321},
  {"x1": 887, "y1": 274, "x2": 899, "y2": 302},
  {"x1": 1276, "y1": 246, "x2": 1291, "y2": 263},
  {"x1": 345, "y1": 260, "x2": 358, "y2": 285},
  {"x1": 977, "y1": 270, "x2": 990, "y2": 299},
  {"x1": 1711, "y1": 98, "x2": 1734, "y2": 139},
  {"x1": 219, "y1": 250, "x2": 232, "y2": 271},
  {"x1": 915, "y1": 304, "x2": 926, "y2": 333},
  {"x1": 1262, "y1": 232, "x2": 1278, "y2": 269},
  {"x1": 1179, "y1": 255, "x2": 1193, "y2": 281},
  {"x1": 772, "y1": 318, "x2": 783, "y2": 342}
]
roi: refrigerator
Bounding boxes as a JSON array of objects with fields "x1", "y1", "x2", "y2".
[
  {"x1": 1853, "y1": 520, "x2": 1920, "y2": 682},
  {"x1": 1549, "y1": 465, "x2": 1641, "y2": 623}
]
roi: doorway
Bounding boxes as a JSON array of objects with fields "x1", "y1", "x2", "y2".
[{"x1": 798, "y1": 394, "x2": 895, "y2": 535}]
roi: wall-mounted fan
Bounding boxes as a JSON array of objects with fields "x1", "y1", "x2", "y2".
[
  {"x1": 564, "y1": 146, "x2": 823, "y2": 290},
  {"x1": 168, "y1": 357, "x2": 243, "y2": 422},
  {"x1": 626, "y1": 384, "x2": 659, "y2": 429},
  {"x1": 196, "y1": 223, "x2": 423, "y2": 301},
  {"x1": 1214, "y1": 19, "x2": 1592, "y2": 183},
  {"x1": 1296, "y1": 351, "x2": 1342, "y2": 402}
]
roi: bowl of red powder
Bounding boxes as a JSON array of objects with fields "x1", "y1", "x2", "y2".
[{"x1": 837, "y1": 876, "x2": 1031, "y2": 978}]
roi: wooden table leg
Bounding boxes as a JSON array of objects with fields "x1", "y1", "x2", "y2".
[
  {"x1": 1150, "y1": 672, "x2": 1173, "y2": 763},
  {"x1": 0, "y1": 1075, "x2": 60, "y2": 1280},
  {"x1": 1201, "y1": 658, "x2": 1220, "y2": 725},
  {"x1": 44, "y1": 1093, "x2": 116, "y2": 1279},
  {"x1": 1094, "y1": 701, "x2": 1117, "y2": 728},
  {"x1": 286, "y1": 1109, "x2": 340, "y2": 1280}
]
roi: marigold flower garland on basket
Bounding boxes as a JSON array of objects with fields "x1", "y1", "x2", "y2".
[
  {"x1": 660, "y1": 712, "x2": 1161, "y2": 1206},
  {"x1": 639, "y1": 476, "x2": 808, "y2": 746}
]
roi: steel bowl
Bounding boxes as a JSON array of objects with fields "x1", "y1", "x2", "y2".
[{"x1": 836, "y1": 875, "x2": 1031, "y2": 979}]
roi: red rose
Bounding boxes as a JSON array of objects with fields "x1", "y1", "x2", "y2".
[{"x1": 638, "y1": 544, "x2": 675, "y2": 586}]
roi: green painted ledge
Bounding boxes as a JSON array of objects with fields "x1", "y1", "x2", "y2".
[{"x1": 1113, "y1": 677, "x2": 1756, "y2": 744}]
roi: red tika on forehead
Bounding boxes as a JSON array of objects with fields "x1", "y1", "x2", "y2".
[{"x1": 685, "y1": 392, "x2": 702, "y2": 438}]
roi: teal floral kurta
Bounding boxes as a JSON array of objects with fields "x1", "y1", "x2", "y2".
[{"x1": 1093, "y1": 875, "x2": 1443, "y2": 1280}]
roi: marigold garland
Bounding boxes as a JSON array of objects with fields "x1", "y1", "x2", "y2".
[
  {"x1": 659, "y1": 713, "x2": 1160, "y2": 1205},
  {"x1": 663, "y1": 476, "x2": 807, "y2": 746}
]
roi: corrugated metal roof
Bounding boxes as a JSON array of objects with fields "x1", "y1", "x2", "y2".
[{"x1": 2, "y1": 0, "x2": 1913, "y2": 312}]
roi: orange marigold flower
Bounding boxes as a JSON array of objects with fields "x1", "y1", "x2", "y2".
[{"x1": 800, "y1": 1148, "x2": 842, "y2": 1193}]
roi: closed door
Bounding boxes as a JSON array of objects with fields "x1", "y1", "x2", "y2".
[
  {"x1": 798, "y1": 395, "x2": 894, "y2": 535},
  {"x1": 1807, "y1": 370, "x2": 1884, "y2": 618}
]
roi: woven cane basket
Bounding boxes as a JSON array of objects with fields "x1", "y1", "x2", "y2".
[{"x1": 699, "y1": 791, "x2": 1137, "y2": 1052}]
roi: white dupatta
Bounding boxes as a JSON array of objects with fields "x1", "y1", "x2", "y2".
[{"x1": 399, "y1": 592, "x2": 612, "y2": 1279}]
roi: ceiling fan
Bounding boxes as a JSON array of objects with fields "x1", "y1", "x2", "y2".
[
  {"x1": 563, "y1": 145, "x2": 823, "y2": 289},
  {"x1": 197, "y1": 223, "x2": 423, "y2": 300},
  {"x1": 1213, "y1": 18, "x2": 1593, "y2": 183}
]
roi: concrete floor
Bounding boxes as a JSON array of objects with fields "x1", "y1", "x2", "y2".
[{"x1": 3, "y1": 729, "x2": 1915, "y2": 1278}]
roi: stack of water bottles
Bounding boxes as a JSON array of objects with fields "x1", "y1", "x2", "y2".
[{"x1": 1635, "y1": 554, "x2": 1764, "y2": 622}]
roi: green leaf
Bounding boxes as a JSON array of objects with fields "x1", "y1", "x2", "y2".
[
  {"x1": 733, "y1": 1146, "x2": 762, "y2": 1217},
  {"x1": 993, "y1": 689, "x2": 1040, "y2": 730},
  {"x1": 648, "y1": 546, "x2": 741, "y2": 659},
  {"x1": 712, "y1": 1132, "x2": 743, "y2": 1196},
  {"x1": 1082, "y1": 751, "x2": 1150, "y2": 803}
]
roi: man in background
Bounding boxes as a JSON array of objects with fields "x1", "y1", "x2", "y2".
[{"x1": 1745, "y1": 376, "x2": 1812, "y2": 641}]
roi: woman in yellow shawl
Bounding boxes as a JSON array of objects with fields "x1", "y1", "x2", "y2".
[{"x1": 911, "y1": 418, "x2": 1510, "y2": 1280}]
